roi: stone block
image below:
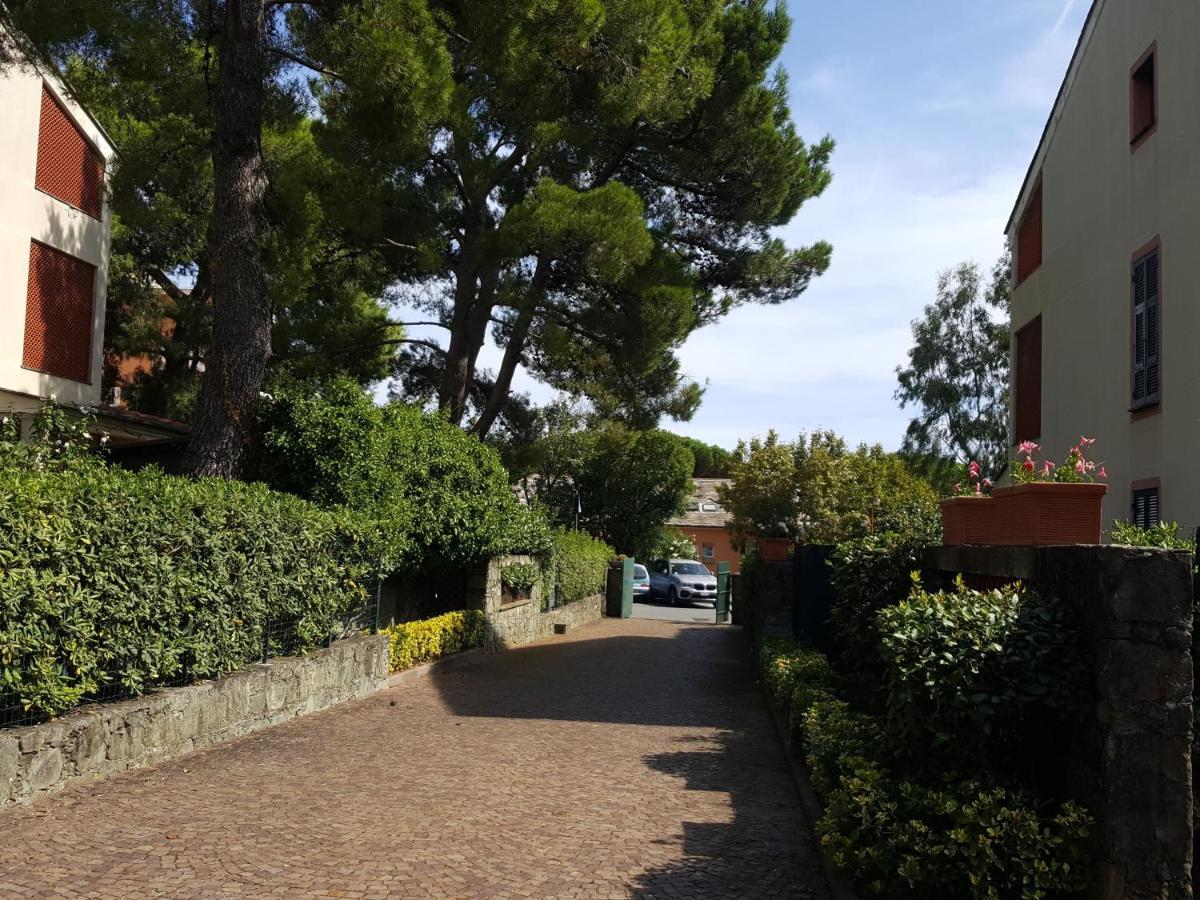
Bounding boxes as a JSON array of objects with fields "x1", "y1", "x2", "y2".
[
  {"x1": 0, "y1": 735, "x2": 18, "y2": 801},
  {"x1": 23, "y1": 747, "x2": 63, "y2": 793}
]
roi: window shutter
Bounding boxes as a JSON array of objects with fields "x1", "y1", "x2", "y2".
[
  {"x1": 1017, "y1": 182, "x2": 1043, "y2": 284},
  {"x1": 1133, "y1": 487, "x2": 1161, "y2": 530},
  {"x1": 1145, "y1": 251, "x2": 1160, "y2": 402},
  {"x1": 35, "y1": 86, "x2": 104, "y2": 220},
  {"x1": 1015, "y1": 317, "x2": 1042, "y2": 442},
  {"x1": 22, "y1": 241, "x2": 96, "y2": 383},
  {"x1": 1132, "y1": 249, "x2": 1160, "y2": 408}
]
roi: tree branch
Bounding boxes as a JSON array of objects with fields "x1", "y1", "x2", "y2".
[
  {"x1": 266, "y1": 45, "x2": 344, "y2": 82},
  {"x1": 272, "y1": 337, "x2": 446, "y2": 363}
]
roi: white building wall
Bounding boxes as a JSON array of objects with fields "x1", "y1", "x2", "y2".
[
  {"x1": 1008, "y1": 0, "x2": 1200, "y2": 531},
  {"x1": 0, "y1": 44, "x2": 115, "y2": 410}
]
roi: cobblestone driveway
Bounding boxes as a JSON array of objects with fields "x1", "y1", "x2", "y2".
[{"x1": 0, "y1": 618, "x2": 829, "y2": 899}]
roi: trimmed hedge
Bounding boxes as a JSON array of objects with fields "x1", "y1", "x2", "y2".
[
  {"x1": 758, "y1": 639, "x2": 1092, "y2": 899},
  {"x1": 255, "y1": 379, "x2": 552, "y2": 572},
  {"x1": 383, "y1": 610, "x2": 485, "y2": 672},
  {"x1": 547, "y1": 529, "x2": 612, "y2": 606},
  {"x1": 0, "y1": 452, "x2": 392, "y2": 719}
]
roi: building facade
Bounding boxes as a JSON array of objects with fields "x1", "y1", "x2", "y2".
[
  {"x1": 0, "y1": 33, "x2": 116, "y2": 412},
  {"x1": 666, "y1": 478, "x2": 742, "y2": 574},
  {"x1": 1006, "y1": 0, "x2": 1200, "y2": 531}
]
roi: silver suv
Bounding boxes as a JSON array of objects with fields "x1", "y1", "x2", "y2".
[{"x1": 649, "y1": 558, "x2": 718, "y2": 606}]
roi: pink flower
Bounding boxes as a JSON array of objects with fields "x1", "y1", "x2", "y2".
[
  {"x1": 1098, "y1": 467, "x2": 1108, "y2": 480},
  {"x1": 1042, "y1": 461, "x2": 1056, "y2": 475},
  {"x1": 1086, "y1": 461, "x2": 1096, "y2": 472},
  {"x1": 982, "y1": 478, "x2": 992, "y2": 489},
  {"x1": 1023, "y1": 459, "x2": 1035, "y2": 472},
  {"x1": 974, "y1": 483, "x2": 983, "y2": 495},
  {"x1": 1075, "y1": 459, "x2": 1087, "y2": 475},
  {"x1": 1080, "y1": 436, "x2": 1096, "y2": 447},
  {"x1": 967, "y1": 461, "x2": 981, "y2": 478},
  {"x1": 953, "y1": 482, "x2": 961, "y2": 494},
  {"x1": 1018, "y1": 441, "x2": 1040, "y2": 457}
]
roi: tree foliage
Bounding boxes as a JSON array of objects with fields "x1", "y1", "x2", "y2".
[
  {"x1": 722, "y1": 430, "x2": 940, "y2": 547},
  {"x1": 254, "y1": 379, "x2": 549, "y2": 571},
  {"x1": 298, "y1": 0, "x2": 834, "y2": 435},
  {"x1": 517, "y1": 422, "x2": 693, "y2": 558},
  {"x1": 895, "y1": 253, "x2": 1011, "y2": 479}
]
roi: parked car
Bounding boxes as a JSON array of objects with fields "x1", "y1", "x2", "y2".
[
  {"x1": 632, "y1": 564, "x2": 651, "y2": 599},
  {"x1": 648, "y1": 558, "x2": 718, "y2": 606}
]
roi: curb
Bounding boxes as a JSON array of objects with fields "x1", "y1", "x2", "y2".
[
  {"x1": 385, "y1": 646, "x2": 489, "y2": 688},
  {"x1": 765, "y1": 701, "x2": 859, "y2": 900}
]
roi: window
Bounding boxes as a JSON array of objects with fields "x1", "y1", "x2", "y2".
[
  {"x1": 23, "y1": 241, "x2": 96, "y2": 383},
  {"x1": 702, "y1": 544, "x2": 715, "y2": 560},
  {"x1": 1130, "y1": 45, "x2": 1157, "y2": 149},
  {"x1": 1132, "y1": 486, "x2": 1161, "y2": 530},
  {"x1": 1016, "y1": 181, "x2": 1043, "y2": 284},
  {"x1": 35, "y1": 85, "x2": 104, "y2": 219},
  {"x1": 1014, "y1": 316, "x2": 1042, "y2": 443},
  {"x1": 700, "y1": 501, "x2": 720, "y2": 513},
  {"x1": 1131, "y1": 247, "x2": 1161, "y2": 410}
]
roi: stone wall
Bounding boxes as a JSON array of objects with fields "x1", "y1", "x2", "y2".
[
  {"x1": 0, "y1": 633, "x2": 389, "y2": 809},
  {"x1": 479, "y1": 555, "x2": 604, "y2": 650},
  {"x1": 740, "y1": 558, "x2": 795, "y2": 639},
  {"x1": 925, "y1": 545, "x2": 1194, "y2": 900}
]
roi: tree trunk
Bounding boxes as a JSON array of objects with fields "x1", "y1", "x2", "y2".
[{"x1": 182, "y1": 0, "x2": 269, "y2": 478}]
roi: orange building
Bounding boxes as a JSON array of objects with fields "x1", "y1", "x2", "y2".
[{"x1": 667, "y1": 478, "x2": 742, "y2": 574}]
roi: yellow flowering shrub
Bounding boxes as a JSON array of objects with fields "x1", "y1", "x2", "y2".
[{"x1": 384, "y1": 610, "x2": 486, "y2": 672}]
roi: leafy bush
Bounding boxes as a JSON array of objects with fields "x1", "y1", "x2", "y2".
[
  {"x1": 757, "y1": 638, "x2": 1092, "y2": 899},
  {"x1": 0, "y1": 452, "x2": 391, "y2": 718},
  {"x1": 383, "y1": 610, "x2": 485, "y2": 672},
  {"x1": 500, "y1": 562, "x2": 540, "y2": 597},
  {"x1": 1111, "y1": 520, "x2": 1195, "y2": 551},
  {"x1": 820, "y1": 762, "x2": 1092, "y2": 900},
  {"x1": 878, "y1": 577, "x2": 1082, "y2": 763},
  {"x1": 256, "y1": 379, "x2": 545, "y2": 572},
  {"x1": 826, "y1": 533, "x2": 926, "y2": 679},
  {"x1": 644, "y1": 526, "x2": 698, "y2": 562},
  {"x1": 547, "y1": 529, "x2": 613, "y2": 606}
]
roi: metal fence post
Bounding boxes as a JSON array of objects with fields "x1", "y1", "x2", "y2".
[{"x1": 373, "y1": 579, "x2": 383, "y2": 634}]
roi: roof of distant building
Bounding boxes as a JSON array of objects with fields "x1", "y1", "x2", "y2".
[{"x1": 667, "y1": 478, "x2": 732, "y2": 528}]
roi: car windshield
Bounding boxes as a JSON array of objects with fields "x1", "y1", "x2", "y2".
[
  {"x1": 633, "y1": 565, "x2": 648, "y2": 579},
  {"x1": 671, "y1": 562, "x2": 709, "y2": 576}
]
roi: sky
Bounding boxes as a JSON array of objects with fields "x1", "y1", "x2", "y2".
[{"x1": 392, "y1": 0, "x2": 1092, "y2": 451}]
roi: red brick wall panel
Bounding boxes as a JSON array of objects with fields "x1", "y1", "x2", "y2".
[
  {"x1": 35, "y1": 86, "x2": 104, "y2": 219},
  {"x1": 23, "y1": 241, "x2": 96, "y2": 383}
]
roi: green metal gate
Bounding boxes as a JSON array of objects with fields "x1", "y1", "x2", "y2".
[{"x1": 716, "y1": 562, "x2": 731, "y2": 624}]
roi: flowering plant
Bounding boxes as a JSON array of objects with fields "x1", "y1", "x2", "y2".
[
  {"x1": 1012, "y1": 438, "x2": 1107, "y2": 485},
  {"x1": 951, "y1": 460, "x2": 993, "y2": 497}
]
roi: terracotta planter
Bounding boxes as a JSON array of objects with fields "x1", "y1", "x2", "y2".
[
  {"x1": 990, "y1": 482, "x2": 1107, "y2": 546},
  {"x1": 758, "y1": 537, "x2": 794, "y2": 561},
  {"x1": 940, "y1": 497, "x2": 1001, "y2": 546}
]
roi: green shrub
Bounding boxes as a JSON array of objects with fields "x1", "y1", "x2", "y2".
[
  {"x1": 383, "y1": 610, "x2": 485, "y2": 672},
  {"x1": 827, "y1": 533, "x2": 926, "y2": 679},
  {"x1": 547, "y1": 529, "x2": 613, "y2": 606},
  {"x1": 820, "y1": 771, "x2": 1092, "y2": 899},
  {"x1": 500, "y1": 562, "x2": 540, "y2": 597},
  {"x1": 1111, "y1": 519, "x2": 1195, "y2": 551},
  {"x1": 759, "y1": 637, "x2": 834, "y2": 709},
  {"x1": 255, "y1": 379, "x2": 544, "y2": 571},
  {"x1": 803, "y1": 698, "x2": 884, "y2": 798},
  {"x1": 0, "y1": 453, "x2": 391, "y2": 718},
  {"x1": 878, "y1": 577, "x2": 1082, "y2": 763}
]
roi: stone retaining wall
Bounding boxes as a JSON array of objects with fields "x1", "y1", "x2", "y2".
[
  {"x1": 479, "y1": 555, "x2": 604, "y2": 650},
  {"x1": 0, "y1": 633, "x2": 389, "y2": 809}
]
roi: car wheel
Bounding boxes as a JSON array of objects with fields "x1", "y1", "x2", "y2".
[{"x1": 668, "y1": 587, "x2": 678, "y2": 607}]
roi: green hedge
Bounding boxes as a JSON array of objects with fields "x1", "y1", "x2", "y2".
[
  {"x1": 383, "y1": 610, "x2": 485, "y2": 672},
  {"x1": 757, "y1": 639, "x2": 1092, "y2": 899},
  {"x1": 546, "y1": 529, "x2": 613, "y2": 606},
  {"x1": 0, "y1": 453, "x2": 392, "y2": 719},
  {"x1": 255, "y1": 379, "x2": 552, "y2": 572}
]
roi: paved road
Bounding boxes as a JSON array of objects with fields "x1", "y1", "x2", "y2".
[
  {"x1": 632, "y1": 597, "x2": 719, "y2": 623},
  {"x1": 0, "y1": 618, "x2": 828, "y2": 899}
]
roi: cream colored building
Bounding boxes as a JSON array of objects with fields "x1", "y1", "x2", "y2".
[
  {"x1": 0, "y1": 28, "x2": 115, "y2": 413},
  {"x1": 1006, "y1": 0, "x2": 1200, "y2": 532}
]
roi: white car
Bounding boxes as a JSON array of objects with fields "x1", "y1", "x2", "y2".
[{"x1": 648, "y1": 558, "x2": 718, "y2": 606}]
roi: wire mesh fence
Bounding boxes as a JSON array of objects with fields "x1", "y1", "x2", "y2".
[{"x1": 0, "y1": 587, "x2": 380, "y2": 730}]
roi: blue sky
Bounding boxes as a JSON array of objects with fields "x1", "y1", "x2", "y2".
[
  {"x1": 670, "y1": 0, "x2": 1092, "y2": 451},
  {"x1": 394, "y1": 0, "x2": 1091, "y2": 450}
]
